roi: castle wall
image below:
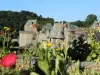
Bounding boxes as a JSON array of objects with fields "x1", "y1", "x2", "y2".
[{"x1": 19, "y1": 31, "x2": 33, "y2": 47}]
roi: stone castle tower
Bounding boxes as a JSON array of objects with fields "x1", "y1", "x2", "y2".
[{"x1": 19, "y1": 20, "x2": 38, "y2": 47}]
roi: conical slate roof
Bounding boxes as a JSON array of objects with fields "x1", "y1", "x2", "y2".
[
  {"x1": 25, "y1": 20, "x2": 37, "y2": 26},
  {"x1": 45, "y1": 23, "x2": 52, "y2": 31},
  {"x1": 42, "y1": 23, "x2": 52, "y2": 33},
  {"x1": 56, "y1": 27, "x2": 64, "y2": 39},
  {"x1": 94, "y1": 30, "x2": 100, "y2": 42},
  {"x1": 89, "y1": 21, "x2": 99, "y2": 29},
  {"x1": 50, "y1": 23, "x2": 64, "y2": 39},
  {"x1": 41, "y1": 23, "x2": 52, "y2": 38},
  {"x1": 50, "y1": 27, "x2": 57, "y2": 38},
  {"x1": 68, "y1": 23, "x2": 81, "y2": 31},
  {"x1": 46, "y1": 30, "x2": 51, "y2": 38}
]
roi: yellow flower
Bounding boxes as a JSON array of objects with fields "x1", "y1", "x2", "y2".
[
  {"x1": 4, "y1": 27, "x2": 10, "y2": 31},
  {"x1": 4, "y1": 27, "x2": 8, "y2": 29},
  {"x1": 46, "y1": 43, "x2": 52, "y2": 47},
  {"x1": 6, "y1": 28, "x2": 10, "y2": 31}
]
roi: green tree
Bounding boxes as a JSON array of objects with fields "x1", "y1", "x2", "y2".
[
  {"x1": 84, "y1": 14, "x2": 98, "y2": 27},
  {"x1": 0, "y1": 10, "x2": 54, "y2": 36},
  {"x1": 39, "y1": 15, "x2": 42, "y2": 19},
  {"x1": 70, "y1": 20, "x2": 84, "y2": 27}
]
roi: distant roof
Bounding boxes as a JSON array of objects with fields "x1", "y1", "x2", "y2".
[
  {"x1": 42, "y1": 23, "x2": 52, "y2": 32},
  {"x1": 68, "y1": 23, "x2": 83, "y2": 31},
  {"x1": 50, "y1": 23, "x2": 64, "y2": 39},
  {"x1": 56, "y1": 27, "x2": 64, "y2": 39},
  {"x1": 25, "y1": 20, "x2": 37, "y2": 26},
  {"x1": 45, "y1": 23, "x2": 52, "y2": 31},
  {"x1": 94, "y1": 30, "x2": 100, "y2": 41},
  {"x1": 89, "y1": 21, "x2": 99, "y2": 29}
]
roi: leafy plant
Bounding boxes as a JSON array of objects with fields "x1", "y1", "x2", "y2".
[
  {"x1": 86, "y1": 29, "x2": 100, "y2": 62},
  {"x1": 68, "y1": 35, "x2": 91, "y2": 61},
  {"x1": 32, "y1": 43, "x2": 68, "y2": 75}
]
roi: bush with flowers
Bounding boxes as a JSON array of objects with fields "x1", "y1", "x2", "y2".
[
  {"x1": 0, "y1": 26, "x2": 100, "y2": 75},
  {"x1": 31, "y1": 28, "x2": 100, "y2": 75},
  {"x1": 0, "y1": 27, "x2": 16, "y2": 49},
  {"x1": 0, "y1": 27, "x2": 21, "y2": 74}
]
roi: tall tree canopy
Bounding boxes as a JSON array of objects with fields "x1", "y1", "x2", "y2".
[
  {"x1": 0, "y1": 10, "x2": 54, "y2": 32},
  {"x1": 84, "y1": 14, "x2": 98, "y2": 27},
  {"x1": 70, "y1": 20, "x2": 84, "y2": 27},
  {"x1": 70, "y1": 14, "x2": 98, "y2": 27}
]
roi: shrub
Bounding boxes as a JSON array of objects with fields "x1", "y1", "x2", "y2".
[{"x1": 68, "y1": 35, "x2": 91, "y2": 61}]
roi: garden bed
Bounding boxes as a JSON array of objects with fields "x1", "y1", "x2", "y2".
[{"x1": 17, "y1": 55, "x2": 100, "y2": 74}]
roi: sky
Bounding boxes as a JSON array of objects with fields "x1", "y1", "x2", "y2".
[{"x1": 0, "y1": 0, "x2": 100, "y2": 22}]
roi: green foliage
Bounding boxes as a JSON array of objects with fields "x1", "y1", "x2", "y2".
[
  {"x1": 35, "y1": 43, "x2": 68, "y2": 75},
  {"x1": 1, "y1": 25, "x2": 100, "y2": 74},
  {"x1": 0, "y1": 28, "x2": 16, "y2": 49},
  {"x1": 30, "y1": 72, "x2": 39, "y2": 75},
  {"x1": 86, "y1": 29, "x2": 100, "y2": 62},
  {"x1": 10, "y1": 41, "x2": 19, "y2": 47},
  {"x1": 68, "y1": 35, "x2": 91, "y2": 61},
  {"x1": 68, "y1": 60, "x2": 82, "y2": 75},
  {"x1": 70, "y1": 20, "x2": 84, "y2": 27},
  {"x1": 37, "y1": 47, "x2": 52, "y2": 75},
  {"x1": 83, "y1": 69, "x2": 100, "y2": 75},
  {"x1": 0, "y1": 67, "x2": 20, "y2": 75},
  {"x1": 70, "y1": 14, "x2": 98, "y2": 27},
  {"x1": 84, "y1": 14, "x2": 98, "y2": 27},
  {"x1": 0, "y1": 10, "x2": 54, "y2": 33}
]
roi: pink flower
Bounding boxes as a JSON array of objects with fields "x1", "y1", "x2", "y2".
[{"x1": 0, "y1": 53, "x2": 17, "y2": 67}]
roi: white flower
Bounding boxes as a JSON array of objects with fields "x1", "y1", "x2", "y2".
[{"x1": 84, "y1": 41, "x2": 87, "y2": 43}]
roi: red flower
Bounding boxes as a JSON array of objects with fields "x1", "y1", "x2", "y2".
[{"x1": 0, "y1": 53, "x2": 17, "y2": 67}]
